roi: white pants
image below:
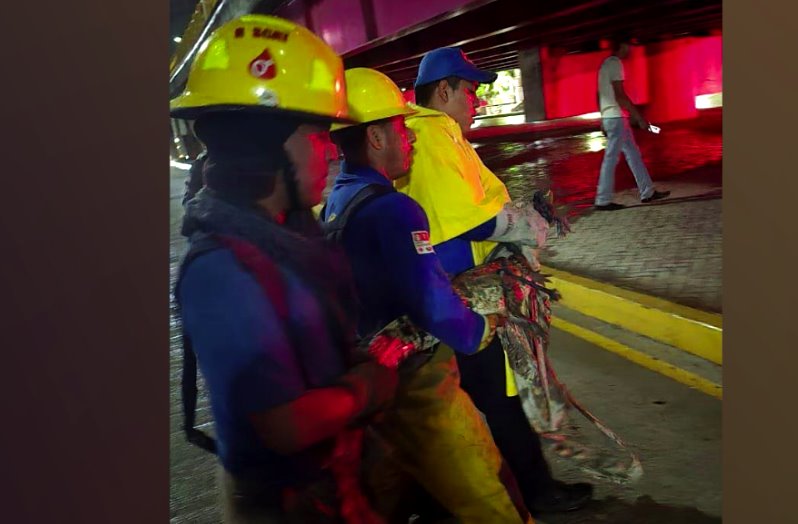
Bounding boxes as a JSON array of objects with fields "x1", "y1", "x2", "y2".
[{"x1": 595, "y1": 117, "x2": 654, "y2": 205}]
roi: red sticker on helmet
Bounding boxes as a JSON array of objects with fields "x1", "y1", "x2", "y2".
[{"x1": 249, "y1": 49, "x2": 277, "y2": 80}]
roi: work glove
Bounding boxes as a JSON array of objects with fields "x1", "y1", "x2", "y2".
[
  {"x1": 520, "y1": 245, "x2": 542, "y2": 272},
  {"x1": 335, "y1": 359, "x2": 399, "y2": 420},
  {"x1": 488, "y1": 202, "x2": 551, "y2": 249}
]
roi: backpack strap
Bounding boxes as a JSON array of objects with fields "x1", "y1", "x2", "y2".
[
  {"x1": 322, "y1": 184, "x2": 393, "y2": 244},
  {"x1": 180, "y1": 334, "x2": 218, "y2": 454},
  {"x1": 174, "y1": 234, "x2": 226, "y2": 454}
]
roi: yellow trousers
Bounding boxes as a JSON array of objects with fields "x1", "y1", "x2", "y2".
[{"x1": 372, "y1": 345, "x2": 532, "y2": 524}]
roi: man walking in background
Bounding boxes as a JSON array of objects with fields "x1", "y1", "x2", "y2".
[{"x1": 595, "y1": 35, "x2": 670, "y2": 211}]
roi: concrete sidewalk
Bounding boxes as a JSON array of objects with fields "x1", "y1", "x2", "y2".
[{"x1": 543, "y1": 194, "x2": 722, "y2": 313}]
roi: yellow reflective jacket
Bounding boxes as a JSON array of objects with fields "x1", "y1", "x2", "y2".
[
  {"x1": 396, "y1": 104, "x2": 519, "y2": 397},
  {"x1": 395, "y1": 104, "x2": 510, "y2": 266}
]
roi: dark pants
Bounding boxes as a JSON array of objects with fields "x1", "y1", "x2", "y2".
[{"x1": 456, "y1": 336, "x2": 554, "y2": 503}]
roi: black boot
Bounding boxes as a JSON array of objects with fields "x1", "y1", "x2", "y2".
[{"x1": 528, "y1": 480, "x2": 593, "y2": 514}]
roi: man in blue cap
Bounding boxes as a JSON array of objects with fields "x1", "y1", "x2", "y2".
[{"x1": 395, "y1": 47, "x2": 594, "y2": 515}]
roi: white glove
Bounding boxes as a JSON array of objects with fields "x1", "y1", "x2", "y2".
[
  {"x1": 520, "y1": 245, "x2": 541, "y2": 272},
  {"x1": 488, "y1": 202, "x2": 550, "y2": 249}
]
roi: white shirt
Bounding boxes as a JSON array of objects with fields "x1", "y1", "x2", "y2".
[{"x1": 598, "y1": 56, "x2": 626, "y2": 118}]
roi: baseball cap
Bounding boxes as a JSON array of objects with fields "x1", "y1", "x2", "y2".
[{"x1": 414, "y1": 47, "x2": 498, "y2": 88}]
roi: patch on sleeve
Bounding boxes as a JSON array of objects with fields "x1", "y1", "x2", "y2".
[{"x1": 411, "y1": 231, "x2": 435, "y2": 255}]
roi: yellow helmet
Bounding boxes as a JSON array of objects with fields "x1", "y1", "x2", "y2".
[
  {"x1": 170, "y1": 15, "x2": 349, "y2": 122},
  {"x1": 331, "y1": 68, "x2": 416, "y2": 131}
]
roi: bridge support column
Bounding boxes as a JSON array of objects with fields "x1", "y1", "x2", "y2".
[{"x1": 519, "y1": 47, "x2": 546, "y2": 122}]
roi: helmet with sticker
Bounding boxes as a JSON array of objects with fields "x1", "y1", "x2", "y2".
[{"x1": 170, "y1": 14, "x2": 350, "y2": 124}]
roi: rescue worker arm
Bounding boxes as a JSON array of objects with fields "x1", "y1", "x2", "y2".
[
  {"x1": 456, "y1": 217, "x2": 497, "y2": 241},
  {"x1": 455, "y1": 206, "x2": 548, "y2": 271},
  {"x1": 371, "y1": 195, "x2": 490, "y2": 355},
  {"x1": 180, "y1": 250, "x2": 396, "y2": 456},
  {"x1": 487, "y1": 202, "x2": 550, "y2": 249},
  {"x1": 249, "y1": 362, "x2": 396, "y2": 455}
]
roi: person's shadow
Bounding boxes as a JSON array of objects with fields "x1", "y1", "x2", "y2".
[{"x1": 537, "y1": 495, "x2": 721, "y2": 524}]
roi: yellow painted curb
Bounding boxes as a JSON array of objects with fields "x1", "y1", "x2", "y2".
[
  {"x1": 552, "y1": 318, "x2": 722, "y2": 400},
  {"x1": 543, "y1": 266, "x2": 722, "y2": 365}
]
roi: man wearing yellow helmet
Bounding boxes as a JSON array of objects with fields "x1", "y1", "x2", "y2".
[
  {"x1": 323, "y1": 68, "x2": 531, "y2": 523},
  {"x1": 172, "y1": 16, "x2": 398, "y2": 523},
  {"x1": 397, "y1": 47, "x2": 594, "y2": 515}
]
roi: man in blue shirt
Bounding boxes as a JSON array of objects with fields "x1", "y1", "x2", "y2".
[
  {"x1": 172, "y1": 17, "x2": 398, "y2": 523},
  {"x1": 324, "y1": 68, "x2": 530, "y2": 523}
]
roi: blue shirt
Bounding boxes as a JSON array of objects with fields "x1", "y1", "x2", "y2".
[
  {"x1": 322, "y1": 163, "x2": 485, "y2": 354},
  {"x1": 179, "y1": 247, "x2": 347, "y2": 487}
]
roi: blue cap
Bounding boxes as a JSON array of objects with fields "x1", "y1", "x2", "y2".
[{"x1": 414, "y1": 47, "x2": 498, "y2": 88}]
